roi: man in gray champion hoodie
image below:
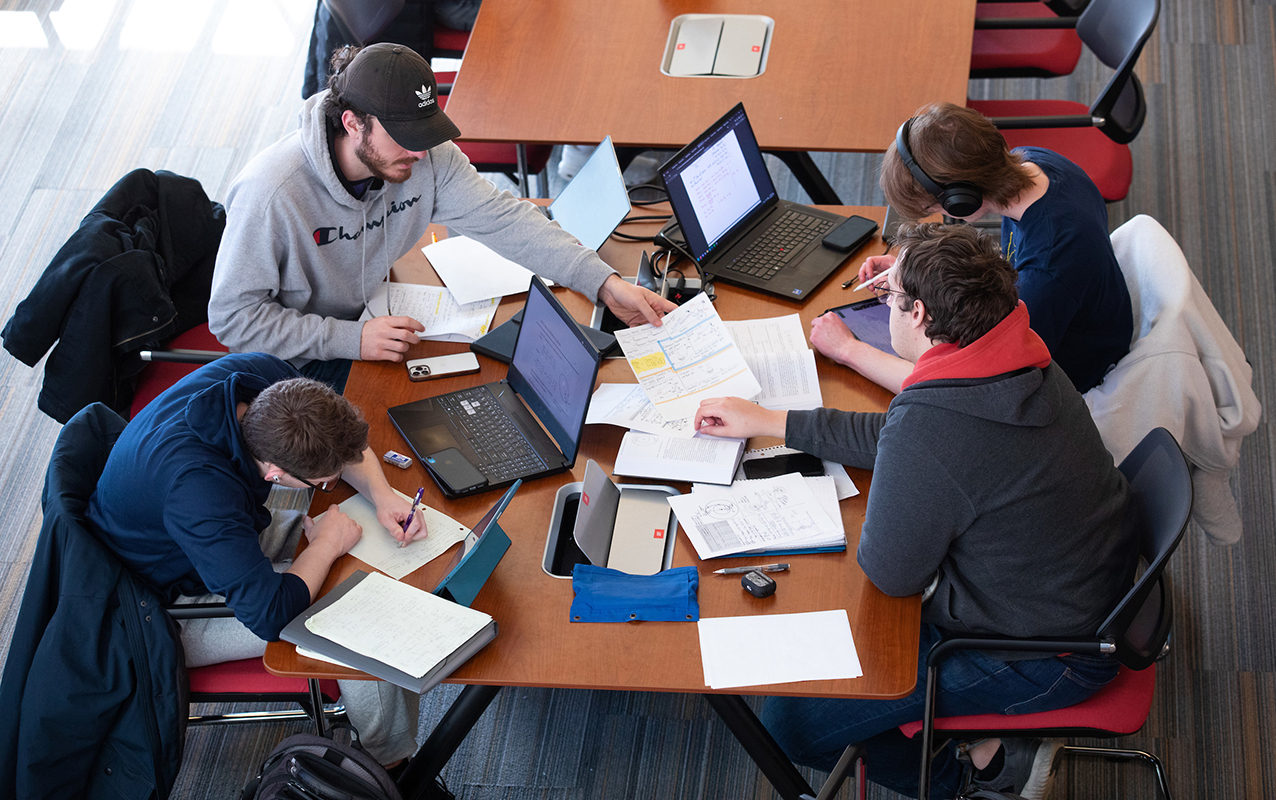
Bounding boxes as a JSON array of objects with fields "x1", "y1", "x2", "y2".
[
  {"x1": 209, "y1": 43, "x2": 673, "y2": 381},
  {"x1": 694, "y1": 223, "x2": 1137, "y2": 800}
]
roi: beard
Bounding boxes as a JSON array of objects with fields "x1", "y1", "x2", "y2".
[{"x1": 355, "y1": 136, "x2": 418, "y2": 184}]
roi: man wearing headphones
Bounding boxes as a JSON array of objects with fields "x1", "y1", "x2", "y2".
[{"x1": 809, "y1": 102, "x2": 1132, "y2": 395}]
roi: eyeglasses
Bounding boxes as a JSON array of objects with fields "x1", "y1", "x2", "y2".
[
  {"x1": 869, "y1": 283, "x2": 909, "y2": 305},
  {"x1": 293, "y1": 470, "x2": 342, "y2": 493}
]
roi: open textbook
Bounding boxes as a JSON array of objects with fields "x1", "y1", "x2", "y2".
[{"x1": 612, "y1": 430, "x2": 747, "y2": 485}]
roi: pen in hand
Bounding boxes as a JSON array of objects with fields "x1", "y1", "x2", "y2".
[{"x1": 400, "y1": 486, "x2": 425, "y2": 547}]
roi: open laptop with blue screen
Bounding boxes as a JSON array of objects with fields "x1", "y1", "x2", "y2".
[
  {"x1": 660, "y1": 103, "x2": 849, "y2": 301},
  {"x1": 388, "y1": 277, "x2": 602, "y2": 498}
]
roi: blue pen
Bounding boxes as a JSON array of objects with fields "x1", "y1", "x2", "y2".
[{"x1": 400, "y1": 487, "x2": 425, "y2": 546}]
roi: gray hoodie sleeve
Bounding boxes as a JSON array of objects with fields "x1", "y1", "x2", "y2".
[
  {"x1": 427, "y1": 143, "x2": 617, "y2": 301},
  {"x1": 209, "y1": 185, "x2": 364, "y2": 364},
  {"x1": 784, "y1": 407, "x2": 886, "y2": 470}
]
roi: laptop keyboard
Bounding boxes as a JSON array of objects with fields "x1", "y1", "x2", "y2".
[
  {"x1": 725, "y1": 210, "x2": 836, "y2": 280},
  {"x1": 437, "y1": 387, "x2": 546, "y2": 483}
]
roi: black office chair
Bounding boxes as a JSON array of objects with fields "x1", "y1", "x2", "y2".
[
  {"x1": 811, "y1": 427, "x2": 1190, "y2": 800},
  {"x1": 967, "y1": 0, "x2": 1161, "y2": 201}
]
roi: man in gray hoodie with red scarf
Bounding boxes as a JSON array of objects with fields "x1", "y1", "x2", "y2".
[{"x1": 694, "y1": 223, "x2": 1136, "y2": 800}]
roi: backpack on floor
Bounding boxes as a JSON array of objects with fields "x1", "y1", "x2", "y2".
[{"x1": 242, "y1": 730, "x2": 402, "y2": 800}]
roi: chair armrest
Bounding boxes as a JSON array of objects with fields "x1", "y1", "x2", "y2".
[
  {"x1": 989, "y1": 114, "x2": 1097, "y2": 130},
  {"x1": 974, "y1": 16, "x2": 1078, "y2": 29},
  {"x1": 927, "y1": 635, "x2": 1113, "y2": 667},
  {"x1": 138, "y1": 349, "x2": 226, "y2": 365},
  {"x1": 166, "y1": 601, "x2": 236, "y2": 620}
]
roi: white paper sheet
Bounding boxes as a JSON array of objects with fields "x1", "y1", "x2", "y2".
[
  {"x1": 698, "y1": 610, "x2": 862, "y2": 689},
  {"x1": 422, "y1": 235, "x2": 539, "y2": 305},
  {"x1": 696, "y1": 475, "x2": 845, "y2": 552},
  {"x1": 305, "y1": 572, "x2": 492, "y2": 679},
  {"x1": 361, "y1": 282, "x2": 499, "y2": 342},
  {"x1": 668, "y1": 473, "x2": 839, "y2": 559},
  {"x1": 613, "y1": 293, "x2": 761, "y2": 425},
  {"x1": 322, "y1": 490, "x2": 471, "y2": 580},
  {"x1": 724, "y1": 315, "x2": 824, "y2": 411},
  {"x1": 612, "y1": 430, "x2": 745, "y2": 484},
  {"x1": 585, "y1": 383, "x2": 694, "y2": 437},
  {"x1": 736, "y1": 445, "x2": 860, "y2": 501}
]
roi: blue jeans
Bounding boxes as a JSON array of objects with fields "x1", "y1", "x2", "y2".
[
  {"x1": 299, "y1": 358, "x2": 352, "y2": 394},
  {"x1": 760, "y1": 624, "x2": 1118, "y2": 799}
]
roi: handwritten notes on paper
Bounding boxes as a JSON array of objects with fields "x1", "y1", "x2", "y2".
[
  {"x1": 586, "y1": 383, "x2": 695, "y2": 437},
  {"x1": 668, "y1": 472, "x2": 840, "y2": 559},
  {"x1": 305, "y1": 572, "x2": 491, "y2": 679},
  {"x1": 324, "y1": 490, "x2": 470, "y2": 580},
  {"x1": 613, "y1": 293, "x2": 761, "y2": 425}
]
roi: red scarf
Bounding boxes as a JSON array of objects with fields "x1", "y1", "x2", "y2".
[{"x1": 902, "y1": 302, "x2": 1051, "y2": 390}]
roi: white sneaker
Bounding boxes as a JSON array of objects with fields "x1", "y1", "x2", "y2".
[
  {"x1": 557, "y1": 144, "x2": 595, "y2": 180},
  {"x1": 1010, "y1": 739, "x2": 1064, "y2": 800}
]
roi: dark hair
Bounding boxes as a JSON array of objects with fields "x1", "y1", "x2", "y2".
[
  {"x1": 241, "y1": 378, "x2": 369, "y2": 479},
  {"x1": 322, "y1": 45, "x2": 372, "y2": 137},
  {"x1": 892, "y1": 222, "x2": 1019, "y2": 347},
  {"x1": 880, "y1": 102, "x2": 1035, "y2": 220}
]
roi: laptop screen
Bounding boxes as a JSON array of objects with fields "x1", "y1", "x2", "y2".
[
  {"x1": 508, "y1": 277, "x2": 601, "y2": 464},
  {"x1": 660, "y1": 103, "x2": 778, "y2": 263},
  {"x1": 548, "y1": 136, "x2": 631, "y2": 252}
]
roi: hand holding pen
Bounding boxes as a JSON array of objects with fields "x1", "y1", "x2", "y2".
[{"x1": 399, "y1": 486, "x2": 426, "y2": 547}]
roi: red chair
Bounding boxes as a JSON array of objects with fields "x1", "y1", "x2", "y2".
[
  {"x1": 967, "y1": 0, "x2": 1160, "y2": 202},
  {"x1": 435, "y1": 72, "x2": 553, "y2": 197},
  {"x1": 811, "y1": 428, "x2": 1188, "y2": 800},
  {"x1": 970, "y1": 3, "x2": 1083, "y2": 79},
  {"x1": 131, "y1": 323, "x2": 227, "y2": 418},
  {"x1": 433, "y1": 23, "x2": 469, "y2": 58}
]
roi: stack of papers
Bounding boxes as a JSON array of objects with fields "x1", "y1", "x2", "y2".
[
  {"x1": 586, "y1": 383, "x2": 695, "y2": 437},
  {"x1": 668, "y1": 473, "x2": 844, "y2": 559},
  {"x1": 613, "y1": 293, "x2": 761, "y2": 427},
  {"x1": 737, "y1": 445, "x2": 860, "y2": 502},
  {"x1": 723, "y1": 314, "x2": 824, "y2": 411},
  {"x1": 698, "y1": 610, "x2": 862, "y2": 689},
  {"x1": 612, "y1": 429, "x2": 747, "y2": 486}
]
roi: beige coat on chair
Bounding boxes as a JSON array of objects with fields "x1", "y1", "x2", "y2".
[{"x1": 1084, "y1": 215, "x2": 1262, "y2": 544}]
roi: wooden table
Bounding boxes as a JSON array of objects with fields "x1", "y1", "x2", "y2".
[
  {"x1": 444, "y1": 0, "x2": 977, "y2": 202},
  {"x1": 265, "y1": 206, "x2": 919, "y2": 799}
]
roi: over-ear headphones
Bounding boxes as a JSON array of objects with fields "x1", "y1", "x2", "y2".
[{"x1": 895, "y1": 119, "x2": 983, "y2": 218}]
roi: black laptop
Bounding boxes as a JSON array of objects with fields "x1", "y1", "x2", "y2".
[
  {"x1": 389, "y1": 276, "x2": 602, "y2": 498},
  {"x1": 660, "y1": 103, "x2": 849, "y2": 301}
]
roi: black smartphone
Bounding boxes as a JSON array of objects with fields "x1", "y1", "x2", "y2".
[
  {"x1": 742, "y1": 452, "x2": 824, "y2": 480},
  {"x1": 822, "y1": 215, "x2": 879, "y2": 253},
  {"x1": 425, "y1": 448, "x2": 489, "y2": 495}
]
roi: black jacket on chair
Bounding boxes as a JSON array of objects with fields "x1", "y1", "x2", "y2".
[
  {"x1": 0, "y1": 404, "x2": 187, "y2": 800},
  {"x1": 1, "y1": 169, "x2": 225, "y2": 423}
]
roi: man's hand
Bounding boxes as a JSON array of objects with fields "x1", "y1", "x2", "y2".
[
  {"x1": 856, "y1": 253, "x2": 896, "y2": 287},
  {"x1": 598, "y1": 274, "x2": 678, "y2": 327},
  {"x1": 809, "y1": 312, "x2": 861, "y2": 364},
  {"x1": 376, "y1": 494, "x2": 427, "y2": 546},
  {"x1": 304, "y1": 505, "x2": 363, "y2": 559},
  {"x1": 694, "y1": 397, "x2": 788, "y2": 440},
  {"x1": 361, "y1": 316, "x2": 426, "y2": 362}
]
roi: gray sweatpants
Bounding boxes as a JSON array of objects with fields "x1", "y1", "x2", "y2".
[{"x1": 175, "y1": 488, "x2": 421, "y2": 764}]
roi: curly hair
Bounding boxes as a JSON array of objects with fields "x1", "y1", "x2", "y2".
[
  {"x1": 880, "y1": 102, "x2": 1036, "y2": 220},
  {"x1": 892, "y1": 222, "x2": 1019, "y2": 347},
  {"x1": 241, "y1": 378, "x2": 369, "y2": 479},
  {"x1": 322, "y1": 45, "x2": 372, "y2": 137}
]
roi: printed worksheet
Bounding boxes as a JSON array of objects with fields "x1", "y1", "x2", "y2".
[
  {"x1": 585, "y1": 383, "x2": 695, "y2": 437},
  {"x1": 668, "y1": 472, "x2": 839, "y2": 559},
  {"x1": 613, "y1": 293, "x2": 761, "y2": 424},
  {"x1": 723, "y1": 315, "x2": 823, "y2": 411},
  {"x1": 322, "y1": 490, "x2": 471, "y2": 580},
  {"x1": 361, "y1": 282, "x2": 498, "y2": 342},
  {"x1": 736, "y1": 445, "x2": 860, "y2": 501}
]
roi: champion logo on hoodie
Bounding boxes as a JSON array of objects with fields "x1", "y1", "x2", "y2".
[{"x1": 311, "y1": 196, "x2": 424, "y2": 246}]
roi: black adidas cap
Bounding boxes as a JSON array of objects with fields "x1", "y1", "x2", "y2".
[{"x1": 335, "y1": 43, "x2": 461, "y2": 152}]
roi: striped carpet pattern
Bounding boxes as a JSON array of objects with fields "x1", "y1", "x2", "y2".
[{"x1": 1, "y1": 1, "x2": 1273, "y2": 798}]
